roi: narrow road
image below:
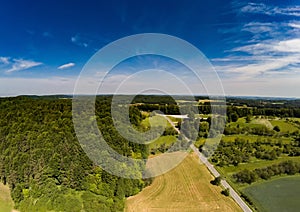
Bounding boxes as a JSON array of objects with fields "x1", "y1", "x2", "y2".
[
  {"x1": 159, "y1": 114, "x2": 252, "y2": 212},
  {"x1": 190, "y1": 145, "x2": 252, "y2": 212}
]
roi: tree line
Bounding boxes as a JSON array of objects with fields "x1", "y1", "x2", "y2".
[
  {"x1": 210, "y1": 137, "x2": 300, "y2": 167},
  {"x1": 233, "y1": 160, "x2": 300, "y2": 184}
]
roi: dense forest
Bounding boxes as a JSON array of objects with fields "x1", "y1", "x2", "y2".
[{"x1": 0, "y1": 96, "x2": 148, "y2": 211}]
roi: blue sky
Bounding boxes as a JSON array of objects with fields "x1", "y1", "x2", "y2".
[{"x1": 0, "y1": 0, "x2": 300, "y2": 97}]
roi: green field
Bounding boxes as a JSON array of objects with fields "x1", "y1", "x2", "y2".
[
  {"x1": 0, "y1": 183, "x2": 15, "y2": 212},
  {"x1": 141, "y1": 115, "x2": 171, "y2": 128},
  {"x1": 226, "y1": 118, "x2": 275, "y2": 136},
  {"x1": 242, "y1": 176, "x2": 300, "y2": 212},
  {"x1": 148, "y1": 135, "x2": 177, "y2": 150},
  {"x1": 228, "y1": 117, "x2": 299, "y2": 134},
  {"x1": 250, "y1": 119, "x2": 273, "y2": 129},
  {"x1": 270, "y1": 120, "x2": 299, "y2": 133}
]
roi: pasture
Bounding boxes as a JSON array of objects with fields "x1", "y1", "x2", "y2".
[
  {"x1": 269, "y1": 119, "x2": 299, "y2": 133},
  {"x1": 141, "y1": 115, "x2": 171, "y2": 129},
  {"x1": 125, "y1": 153, "x2": 242, "y2": 212},
  {"x1": 242, "y1": 175, "x2": 300, "y2": 212},
  {"x1": 148, "y1": 135, "x2": 177, "y2": 150},
  {"x1": 228, "y1": 117, "x2": 273, "y2": 130},
  {"x1": 250, "y1": 119, "x2": 273, "y2": 129}
]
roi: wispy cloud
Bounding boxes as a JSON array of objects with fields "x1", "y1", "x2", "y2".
[
  {"x1": 213, "y1": 38, "x2": 300, "y2": 80},
  {"x1": 239, "y1": 21, "x2": 300, "y2": 42},
  {"x1": 240, "y1": 2, "x2": 300, "y2": 17},
  {"x1": 229, "y1": 38, "x2": 300, "y2": 54},
  {"x1": 58, "y1": 62, "x2": 75, "y2": 70},
  {"x1": 242, "y1": 22, "x2": 274, "y2": 34},
  {"x1": 71, "y1": 34, "x2": 88, "y2": 47},
  {"x1": 5, "y1": 59, "x2": 42, "y2": 73},
  {"x1": 243, "y1": 22, "x2": 285, "y2": 40},
  {"x1": 213, "y1": 1, "x2": 300, "y2": 83},
  {"x1": 289, "y1": 22, "x2": 300, "y2": 29},
  {"x1": 0, "y1": 57, "x2": 10, "y2": 65}
]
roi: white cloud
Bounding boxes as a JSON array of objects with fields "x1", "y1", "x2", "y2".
[
  {"x1": 239, "y1": 21, "x2": 300, "y2": 43},
  {"x1": 288, "y1": 22, "x2": 300, "y2": 29},
  {"x1": 6, "y1": 59, "x2": 42, "y2": 73},
  {"x1": 214, "y1": 2, "x2": 300, "y2": 96},
  {"x1": 0, "y1": 57, "x2": 10, "y2": 64},
  {"x1": 241, "y1": 3, "x2": 269, "y2": 14},
  {"x1": 240, "y1": 3, "x2": 300, "y2": 17},
  {"x1": 231, "y1": 38, "x2": 300, "y2": 54},
  {"x1": 213, "y1": 36, "x2": 300, "y2": 82},
  {"x1": 216, "y1": 55, "x2": 299, "y2": 76},
  {"x1": 58, "y1": 63, "x2": 75, "y2": 70},
  {"x1": 242, "y1": 22, "x2": 274, "y2": 34},
  {"x1": 273, "y1": 39, "x2": 300, "y2": 52}
]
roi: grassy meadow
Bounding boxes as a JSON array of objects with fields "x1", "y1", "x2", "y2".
[{"x1": 242, "y1": 175, "x2": 300, "y2": 212}]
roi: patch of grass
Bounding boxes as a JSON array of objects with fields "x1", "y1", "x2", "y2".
[
  {"x1": 237, "y1": 117, "x2": 246, "y2": 123},
  {"x1": 148, "y1": 135, "x2": 177, "y2": 150},
  {"x1": 165, "y1": 115, "x2": 182, "y2": 123},
  {"x1": 250, "y1": 119, "x2": 273, "y2": 129},
  {"x1": 270, "y1": 120, "x2": 299, "y2": 133},
  {"x1": 242, "y1": 175, "x2": 300, "y2": 212},
  {"x1": 0, "y1": 183, "x2": 15, "y2": 212},
  {"x1": 219, "y1": 156, "x2": 300, "y2": 175},
  {"x1": 288, "y1": 117, "x2": 300, "y2": 122},
  {"x1": 125, "y1": 153, "x2": 242, "y2": 212},
  {"x1": 222, "y1": 135, "x2": 259, "y2": 143},
  {"x1": 194, "y1": 135, "x2": 222, "y2": 148},
  {"x1": 141, "y1": 115, "x2": 171, "y2": 129},
  {"x1": 194, "y1": 138, "x2": 205, "y2": 148},
  {"x1": 221, "y1": 134, "x2": 292, "y2": 143},
  {"x1": 228, "y1": 118, "x2": 274, "y2": 131}
]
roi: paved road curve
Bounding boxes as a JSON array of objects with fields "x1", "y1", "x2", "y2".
[{"x1": 159, "y1": 114, "x2": 252, "y2": 212}]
